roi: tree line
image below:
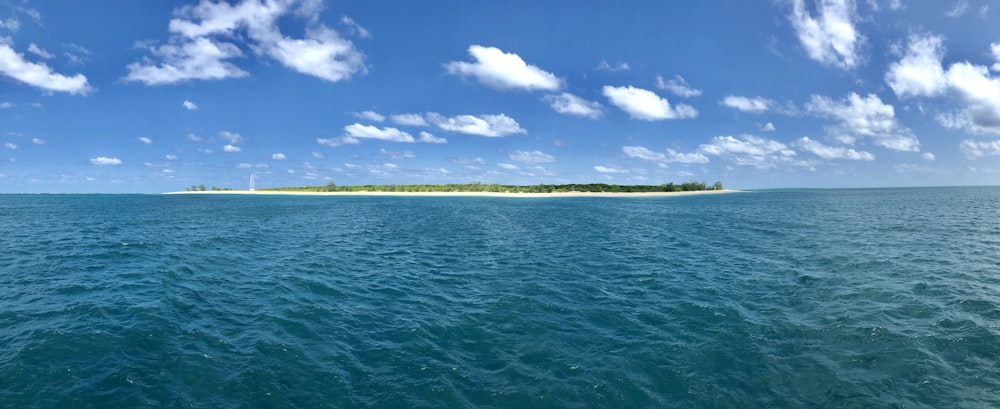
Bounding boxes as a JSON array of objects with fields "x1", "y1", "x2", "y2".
[{"x1": 255, "y1": 180, "x2": 724, "y2": 193}]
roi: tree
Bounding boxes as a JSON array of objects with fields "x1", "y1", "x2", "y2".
[{"x1": 713, "y1": 181, "x2": 724, "y2": 190}]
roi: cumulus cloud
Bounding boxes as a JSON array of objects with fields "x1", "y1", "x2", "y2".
[
  {"x1": 656, "y1": 75, "x2": 702, "y2": 97},
  {"x1": 795, "y1": 136, "x2": 875, "y2": 160},
  {"x1": 0, "y1": 101, "x2": 11, "y2": 108},
  {"x1": 344, "y1": 123, "x2": 415, "y2": 142},
  {"x1": 90, "y1": 157, "x2": 122, "y2": 166},
  {"x1": 183, "y1": 100, "x2": 199, "y2": 110},
  {"x1": 418, "y1": 131, "x2": 447, "y2": 144},
  {"x1": 354, "y1": 110, "x2": 384, "y2": 122},
  {"x1": 27, "y1": 43, "x2": 52, "y2": 59},
  {"x1": 992, "y1": 42, "x2": 1000, "y2": 72},
  {"x1": 602, "y1": 85, "x2": 697, "y2": 120},
  {"x1": 509, "y1": 150, "x2": 555, "y2": 164},
  {"x1": 390, "y1": 113, "x2": 428, "y2": 127},
  {"x1": 922, "y1": 152, "x2": 935, "y2": 161},
  {"x1": 721, "y1": 95, "x2": 773, "y2": 113},
  {"x1": 699, "y1": 135, "x2": 798, "y2": 169},
  {"x1": 220, "y1": 131, "x2": 243, "y2": 144},
  {"x1": 340, "y1": 16, "x2": 370, "y2": 38},
  {"x1": 223, "y1": 144, "x2": 241, "y2": 152},
  {"x1": 945, "y1": 0, "x2": 969, "y2": 17},
  {"x1": 0, "y1": 41, "x2": 92, "y2": 94},
  {"x1": 165, "y1": 154, "x2": 178, "y2": 160},
  {"x1": 886, "y1": 35, "x2": 1000, "y2": 135},
  {"x1": 763, "y1": 122, "x2": 777, "y2": 131},
  {"x1": 805, "y1": 92, "x2": 920, "y2": 151},
  {"x1": 427, "y1": 113, "x2": 526, "y2": 137},
  {"x1": 594, "y1": 165, "x2": 628, "y2": 174},
  {"x1": 497, "y1": 163, "x2": 519, "y2": 170},
  {"x1": 622, "y1": 146, "x2": 709, "y2": 164},
  {"x1": 544, "y1": 92, "x2": 603, "y2": 119},
  {"x1": 960, "y1": 139, "x2": 1000, "y2": 158},
  {"x1": 595, "y1": 60, "x2": 630, "y2": 72},
  {"x1": 0, "y1": 17, "x2": 19, "y2": 32},
  {"x1": 885, "y1": 34, "x2": 947, "y2": 98},
  {"x1": 4, "y1": 142, "x2": 15, "y2": 150},
  {"x1": 788, "y1": 0, "x2": 863, "y2": 69},
  {"x1": 445, "y1": 45, "x2": 562, "y2": 91},
  {"x1": 138, "y1": 136, "x2": 153, "y2": 145},
  {"x1": 31, "y1": 138, "x2": 45, "y2": 144},
  {"x1": 272, "y1": 153, "x2": 286, "y2": 160},
  {"x1": 125, "y1": 0, "x2": 365, "y2": 85}
]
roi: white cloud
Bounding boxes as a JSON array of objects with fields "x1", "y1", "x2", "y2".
[
  {"x1": 27, "y1": 43, "x2": 52, "y2": 59},
  {"x1": 0, "y1": 17, "x2": 19, "y2": 32},
  {"x1": 4, "y1": 142, "x2": 15, "y2": 150},
  {"x1": 418, "y1": 131, "x2": 447, "y2": 144},
  {"x1": 138, "y1": 137, "x2": 153, "y2": 145},
  {"x1": 31, "y1": 138, "x2": 45, "y2": 144},
  {"x1": 655, "y1": 75, "x2": 702, "y2": 97},
  {"x1": 354, "y1": 110, "x2": 384, "y2": 122},
  {"x1": 0, "y1": 101, "x2": 11, "y2": 108},
  {"x1": 223, "y1": 144, "x2": 241, "y2": 152},
  {"x1": 622, "y1": 146, "x2": 665, "y2": 161},
  {"x1": 220, "y1": 131, "x2": 243, "y2": 144},
  {"x1": 886, "y1": 36, "x2": 1000, "y2": 135},
  {"x1": 445, "y1": 45, "x2": 562, "y2": 91},
  {"x1": 544, "y1": 92, "x2": 603, "y2": 119},
  {"x1": 991, "y1": 42, "x2": 1000, "y2": 71},
  {"x1": 427, "y1": 113, "x2": 526, "y2": 137},
  {"x1": 594, "y1": 165, "x2": 628, "y2": 174},
  {"x1": 340, "y1": 16, "x2": 370, "y2": 38},
  {"x1": 602, "y1": 85, "x2": 697, "y2": 120},
  {"x1": 509, "y1": 150, "x2": 555, "y2": 164},
  {"x1": 497, "y1": 163, "x2": 519, "y2": 170},
  {"x1": 272, "y1": 153, "x2": 287, "y2": 160},
  {"x1": 943, "y1": 62, "x2": 1000, "y2": 134},
  {"x1": 795, "y1": 136, "x2": 875, "y2": 160},
  {"x1": 960, "y1": 139, "x2": 1000, "y2": 158},
  {"x1": 622, "y1": 146, "x2": 709, "y2": 164},
  {"x1": 945, "y1": 0, "x2": 969, "y2": 17},
  {"x1": 0, "y1": 42, "x2": 92, "y2": 94},
  {"x1": 763, "y1": 122, "x2": 777, "y2": 131},
  {"x1": 699, "y1": 135, "x2": 798, "y2": 169},
  {"x1": 378, "y1": 148, "x2": 415, "y2": 159},
  {"x1": 183, "y1": 100, "x2": 199, "y2": 110},
  {"x1": 922, "y1": 152, "x2": 935, "y2": 161},
  {"x1": 595, "y1": 60, "x2": 630, "y2": 72},
  {"x1": 125, "y1": 37, "x2": 248, "y2": 85},
  {"x1": 311, "y1": 151, "x2": 324, "y2": 159},
  {"x1": 721, "y1": 95, "x2": 773, "y2": 113},
  {"x1": 805, "y1": 92, "x2": 920, "y2": 151},
  {"x1": 344, "y1": 123, "x2": 415, "y2": 142},
  {"x1": 125, "y1": 0, "x2": 364, "y2": 85},
  {"x1": 188, "y1": 133, "x2": 203, "y2": 142},
  {"x1": 788, "y1": 0, "x2": 863, "y2": 69},
  {"x1": 885, "y1": 34, "x2": 947, "y2": 98},
  {"x1": 165, "y1": 154, "x2": 178, "y2": 160},
  {"x1": 390, "y1": 113, "x2": 428, "y2": 127},
  {"x1": 90, "y1": 157, "x2": 122, "y2": 166}
]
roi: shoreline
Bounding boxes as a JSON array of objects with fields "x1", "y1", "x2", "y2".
[{"x1": 162, "y1": 189, "x2": 741, "y2": 198}]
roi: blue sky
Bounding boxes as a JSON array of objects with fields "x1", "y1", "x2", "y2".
[{"x1": 2, "y1": 0, "x2": 1000, "y2": 192}]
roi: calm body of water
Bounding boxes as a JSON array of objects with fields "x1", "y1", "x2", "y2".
[{"x1": 1, "y1": 188, "x2": 999, "y2": 408}]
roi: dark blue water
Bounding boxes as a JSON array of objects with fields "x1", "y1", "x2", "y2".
[{"x1": 2, "y1": 188, "x2": 999, "y2": 408}]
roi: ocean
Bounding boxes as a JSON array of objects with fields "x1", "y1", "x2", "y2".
[{"x1": 1, "y1": 187, "x2": 998, "y2": 408}]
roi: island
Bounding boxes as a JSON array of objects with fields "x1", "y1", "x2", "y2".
[{"x1": 166, "y1": 181, "x2": 739, "y2": 197}]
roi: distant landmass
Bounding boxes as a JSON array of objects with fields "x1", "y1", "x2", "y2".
[{"x1": 182, "y1": 181, "x2": 725, "y2": 193}]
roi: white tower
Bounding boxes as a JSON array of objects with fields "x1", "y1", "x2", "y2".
[{"x1": 249, "y1": 173, "x2": 256, "y2": 191}]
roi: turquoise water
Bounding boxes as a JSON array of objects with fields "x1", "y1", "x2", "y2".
[{"x1": 1, "y1": 188, "x2": 999, "y2": 408}]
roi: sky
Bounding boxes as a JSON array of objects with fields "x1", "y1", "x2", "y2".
[{"x1": 2, "y1": 0, "x2": 1000, "y2": 193}]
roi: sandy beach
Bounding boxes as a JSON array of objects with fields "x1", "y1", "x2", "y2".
[{"x1": 163, "y1": 189, "x2": 741, "y2": 198}]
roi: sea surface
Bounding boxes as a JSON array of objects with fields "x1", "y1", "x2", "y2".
[{"x1": 1, "y1": 187, "x2": 999, "y2": 408}]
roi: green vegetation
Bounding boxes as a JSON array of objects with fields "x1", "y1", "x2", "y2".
[{"x1": 255, "y1": 180, "x2": 723, "y2": 193}]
